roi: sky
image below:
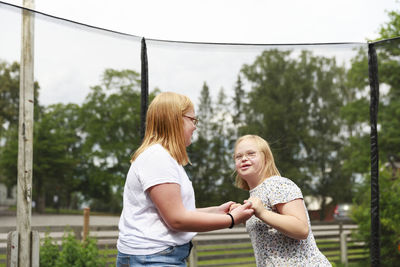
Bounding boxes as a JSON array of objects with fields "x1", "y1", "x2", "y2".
[
  {"x1": 0, "y1": 0, "x2": 399, "y2": 106},
  {"x1": 3, "y1": 0, "x2": 398, "y2": 44}
]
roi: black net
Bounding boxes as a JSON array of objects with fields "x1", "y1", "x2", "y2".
[{"x1": 1, "y1": 2, "x2": 399, "y2": 265}]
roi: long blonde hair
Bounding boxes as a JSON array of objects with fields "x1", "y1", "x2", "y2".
[
  {"x1": 234, "y1": 135, "x2": 281, "y2": 190},
  {"x1": 131, "y1": 92, "x2": 193, "y2": 166}
]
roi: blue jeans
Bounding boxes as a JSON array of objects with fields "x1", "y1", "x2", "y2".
[{"x1": 116, "y1": 242, "x2": 193, "y2": 267}]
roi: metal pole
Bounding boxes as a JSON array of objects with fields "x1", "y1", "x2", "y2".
[{"x1": 17, "y1": 0, "x2": 35, "y2": 266}]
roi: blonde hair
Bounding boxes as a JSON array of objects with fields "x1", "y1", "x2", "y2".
[
  {"x1": 130, "y1": 92, "x2": 194, "y2": 166},
  {"x1": 234, "y1": 135, "x2": 281, "y2": 190}
]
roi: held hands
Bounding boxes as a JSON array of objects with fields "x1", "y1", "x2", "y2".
[
  {"x1": 229, "y1": 196, "x2": 264, "y2": 219},
  {"x1": 228, "y1": 201, "x2": 254, "y2": 225},
  {"x1": 244, "y1": 197, "x2": 263, "y2": 217},
  {"x1": 217, "y1": 201, "x2": 236, "y2": 214},
  {"x1": 229, "y1": 203, "x2": 241, "y2": 212}
]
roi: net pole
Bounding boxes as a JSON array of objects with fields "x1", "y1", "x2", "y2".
[
  {"x1": 140, "y1": 37, "x2": 149, "y2": 141},
  {"x1": 368, "y1": 42, "x2": 380, "y2": 267}
]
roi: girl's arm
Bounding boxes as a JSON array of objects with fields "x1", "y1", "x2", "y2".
[
  {"x1": 246, "y1": 197, "x2": 309, "y2": 239},
  {"x1": 148, "y1": 183, "x2": 254, "y2": 232},
  {"x1": 197, "y1": 201, "x2": 235, "y2": 214}
]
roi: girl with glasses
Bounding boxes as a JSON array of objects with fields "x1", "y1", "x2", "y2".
[
  {"x1": 116, "y1": 92, "x2": 254, "y2": 267},
  {"x1": 232, "y1": 135, "x2": 331, "y2": 266}
]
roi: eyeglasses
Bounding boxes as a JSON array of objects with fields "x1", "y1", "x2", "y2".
[
  {"x1": 234, "y1": 151, "x2": 257, "y2": 162},
  {"x1": 183, "y1": 115, "x2": 199, "y2": 126}
]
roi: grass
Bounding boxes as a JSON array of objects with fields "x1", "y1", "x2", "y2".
[
  {"x1": 191, "y1": 239, "x2": 369, "y2": 267},
  {"x1": 0, "y1": 233, "x2": 368, "y2": 267},
  {"x1": 0, "y1": 254, "x2": 5, "y2": 267}
]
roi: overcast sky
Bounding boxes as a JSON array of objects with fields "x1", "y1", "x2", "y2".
[
  {"x1": 1, "y1": 0, "x2": 399, "y2": 106},
  {"x1": 3, "y1": 0, "x2": 399, "y2": 43}
]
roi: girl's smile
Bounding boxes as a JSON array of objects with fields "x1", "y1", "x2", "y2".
[{"x1": 234, "y1": 139, "x2": 264, "y2": 189}]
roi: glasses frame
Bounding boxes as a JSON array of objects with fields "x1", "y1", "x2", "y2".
[
  {"x1": 183, "y1": 115, "x2": 199, "y2": 126},
  {"x1": 234, "y1": 151, "x2": 257, "y2": 162}
]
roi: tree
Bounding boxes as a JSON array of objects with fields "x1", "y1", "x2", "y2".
[
  {"x1": 78, "y1": 68, "x2": 143, "y2": 212},
  {"x1": 0, "y1": 61, "x2": 20, "y2": 131},
  {"x1": 33, "y1": 103, "x2": 82, "y2": 212},
  {"x1": 0, "y1": 60, "x2": 40, "y2": 198},
  {"x1": 239, "y1": 49, "x2": 353, "y2": 218},
  {"x1": 186, "y1": 82, "x2": 217, "y2": 206},
  {"x1": 353, "y1": 165, "x2": 400, "y2": 266},
  {"x1": 232, "y1": 74, "x2": 246, "y2": 131},
  {"x1": 187, "y1": 84, "x2": 249, "y2": 207},
  {"x1": 351, "y1": 7, "x2": 400, "y2": 265},
  {"x1": 213, "y1": 87, "x2": 248, "y2": 203}
]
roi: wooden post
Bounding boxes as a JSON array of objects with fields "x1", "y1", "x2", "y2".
[
  {"x1": 83, "y1": 207, "x2": 90, "y2": 241},
  {"x1": 188, "y1": 240, "x2": 197, "y2": 267},
  {"x1": 340, "y1": 231, "x2": 348, "y2": 266},
  {"x1": 17, "y1": 0, "x2": 35, "y2": 267},
  {"x1": 31, "y1": 231, "x2": 39, "y2": 267},
  {"x1": 7, "y1": 231, "x2": 19, "y2": 267}
]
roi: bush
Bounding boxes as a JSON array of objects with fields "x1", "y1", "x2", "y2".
[
  {"x1": 40, "y1": 230, "x2": 106, "y2": 267},
  {"x1": 352, "y1": 165, "x2": 400, "y2": 266}
]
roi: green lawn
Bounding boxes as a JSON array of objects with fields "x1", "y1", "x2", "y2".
[{"x1": 0, "y1": 239, "x2": 369, "y2": 267}]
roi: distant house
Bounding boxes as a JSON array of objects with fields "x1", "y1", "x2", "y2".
[
  {"x1": 304, "y1": 195, "x2": 334, "y2": 221},
  {"x1": 0, "y1": 183, "x2": 16, "y2": 206}
]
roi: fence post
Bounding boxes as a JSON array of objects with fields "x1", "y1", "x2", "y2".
[
  {"x1": 31, "y1": 230, "x2": 39, "y2": 267},
  {"x1": 6, "y1": 231, "x2": 18, "y2": 267},
  {"x1": 188, "y1": 240, "x2": 197, "y2": 267},
  {"x1": 83, "y1": 207, "x2": 90, "y2": 241},
  {"x1": 340, "y1": 231, "x2": 348, "y2": 266}
]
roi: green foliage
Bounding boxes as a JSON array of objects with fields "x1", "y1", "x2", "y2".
[
  {"x1": 39, "y1": 233, "x2": 59, "y2": 266},
  {"x1": 79, "y1": 68, "x2": 143, "y2": 212},
  {"x1": 33, "y1": 103, "x2": 83, "y2": 212},
  {"x1": 0, "y1": 60, "x2": 41, "y2": 192},
  {"x1": 352, "y1": 166, "x2": 400, "y2": 266},
  {"x1": 239, "y1": 49, "x2": 353, "y2": 217},
  {"x1": 377, "y1": 9, "x2": 400, "y2": 41},
  {"x1": 0, "y1": 61, "x2": 20, "y2": 128},
  {"x1": 187, "y1": 83, "x2": 248, "y2": 207},
  {"x1": 40, "y1": 231, "x2": 106, "y2": 267},
  {"x1": 1, "y1": 5, "x2": 399, "y2": 219}
]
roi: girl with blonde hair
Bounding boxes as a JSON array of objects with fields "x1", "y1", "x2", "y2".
[
  {"x1": 233, "y1": 134, "x2": 331, "y2": 266},
  {"x1": 116, "y1": 92, "x2": 254, "y2": 267}
]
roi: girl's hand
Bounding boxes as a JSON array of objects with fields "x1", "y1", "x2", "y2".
[
  {"x1": 229, "y1": 203, "x2": 241, "y2": 212},
  {"x1": 229, "y1": 201, "x2": 254, "y2": 225},
  {"x1": 245, "y1": 197, "x2": 264, "y2": 217},
  {"x1": 217, "y1": 201, "x2": 236, "y2": 214}
]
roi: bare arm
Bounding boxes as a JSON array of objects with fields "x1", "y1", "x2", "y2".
[
  {"x1": 149, "y1": 183, "x2": 254, "y2": 232},
  {"x1": 247, "y1": 197, "x2": 309, "y2": 240},
  {"x1": 197, "y1": 201, "x2": 235, "y2": 214}
]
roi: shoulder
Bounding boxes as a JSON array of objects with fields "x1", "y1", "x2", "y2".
[
  {"x1": 264, "y1": 176, "x2": 299, "y2": 188},
  {"x1": 135, "y1": 144, "x2": 174, "y2": 163},
  {"x1": 264, "y1": 176, "x2": 303, "y2": 203}
]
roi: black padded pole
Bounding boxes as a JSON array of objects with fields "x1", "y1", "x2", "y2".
[
  {"x1": 140, "y1": 37, "x2": 149, "y2": 141},
  {"x1": 368, "y1": 43, "x2": 380, "y2": 267}
]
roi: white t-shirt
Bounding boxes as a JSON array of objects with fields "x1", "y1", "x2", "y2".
[{"x1": 117, "y1": 144, "x2": 197, "y2": 255}]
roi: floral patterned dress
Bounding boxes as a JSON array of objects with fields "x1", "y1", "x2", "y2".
[{"x1": 246, "y1": 176, "x2": 331, "y2": 267}]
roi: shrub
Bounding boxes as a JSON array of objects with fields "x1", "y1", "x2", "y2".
[
  {"x1": 352, "y1": 165, "x2": 400, "y2": 266},
  {"x1": 40, "y1": 230, "x2": 106, "y2": 267},
  {"x1": 39, "y1": 233, "x2": 59, "y2": 266}
]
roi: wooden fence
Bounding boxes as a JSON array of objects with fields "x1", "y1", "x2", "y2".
[
  {"x1": 189, "y1": 222, "x2": 368, "y2": 267},
  {"x1": 0, "y1": 222, "x2": 367, "y2": 266}
]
